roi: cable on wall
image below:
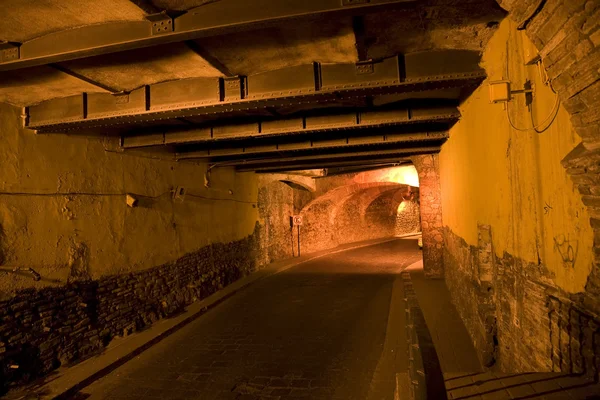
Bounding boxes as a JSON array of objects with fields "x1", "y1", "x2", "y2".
[{"x1": 505, "y1": 93, "x2": 561, "y2": 133}]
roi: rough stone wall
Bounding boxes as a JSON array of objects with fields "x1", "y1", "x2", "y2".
[
  {"x1": 0, "y1": 102, "x2": 261, "y2": 295},
  {"x1": 395, "y1": 189, "x2": 422, "y2": 236},
  {"x1": 439, "y1": 14, "x2": 599, "y2": 374},
  {"x1": 412, "y1": 155, "x2": 444, "y2": 278},
  {"x1": 0, "y1": 226, "x2": 261, "y2": 393},
  {"x1": 497, "y1": 0, "x2": 600, "y2": 318},
  {"x1": 256, "y1": 179, "x2": 296, "y2": 263},
  {"x1": 444, "y1": 226, "x2": 600, "y2": 376}
]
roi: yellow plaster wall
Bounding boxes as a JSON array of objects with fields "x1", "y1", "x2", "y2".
[
  {"x1": 440, "y1": 19, "x2": 593, "y2": 293},
  {"x1": 0, "y1": 103, "x2": 259, "y2": 294}
]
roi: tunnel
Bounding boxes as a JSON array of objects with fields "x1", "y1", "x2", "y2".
[{"x1": 0, "y1": 0, "x2": 599, "y2": 399}]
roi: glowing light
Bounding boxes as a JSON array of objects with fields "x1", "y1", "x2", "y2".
[{"x1": 367, "y1": 165, "x2": 420, "y2": 187}]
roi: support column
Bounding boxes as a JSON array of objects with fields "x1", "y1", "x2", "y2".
[{"x1": 411, "y1": 154, "x2": 444, "y2": 278}]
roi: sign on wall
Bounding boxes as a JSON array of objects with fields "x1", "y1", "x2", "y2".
[{"x1": 292, "y1": 215, "x2": 303, "y2": 226}]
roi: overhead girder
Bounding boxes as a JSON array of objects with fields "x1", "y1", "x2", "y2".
[
  {"x1": 121, "y1": 105, "x2": 456, "y2": 149},
  {"x1": 24, "y1": 50, "x2": 485, "y2": 132},
  {"x1": 0, "y1": 0, "x2": 416, "y2": 72},
  {"x1": 222, "y1": 145, "x2": 440, "y2": 171},
  {"x1": 174, "y1": 131, "x2": 448, "y2": 160},
  {"x1": 237, "y1": 157, "x2": 416, "y2": 173}
]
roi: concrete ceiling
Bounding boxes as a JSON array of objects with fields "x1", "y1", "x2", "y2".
[
  {"x1": 59, "y1": 43, "x2": 223, "y2": 93},
  {"x1": 0, "y1": 66, "x2": 108, "y2": 106},
  {"x1": 0, "y1": 0, "x2": 146, "y2": 43},
  {"x1": 0, "y1": 0, "x2": 506, "y2": 171},
  {"x1": 0, "y1": 0, "x2": 505, "y2": 107},
  {"x1": 193, "y1": 18, "x2": 358, "y2": 76},
  {"x1": 364, "y1": 0, "x2": 506, "y2": 58}
]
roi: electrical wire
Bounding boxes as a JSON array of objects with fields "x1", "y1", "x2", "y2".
[
  {"x1": 186, "y1": 193, "x2": 257, "y2": 205},
  {"x1": 505, "y1": 93, "x2": 561, "y2": 133},
  {"x1": 0, "y1": 191, "x2": 172, "y2": 198}
]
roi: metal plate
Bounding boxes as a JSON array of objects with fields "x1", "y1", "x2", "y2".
[
  {"x1": 347, "y1": 135, "x2": 386, "y2": 145},
  {"x1": 87, "y1": 87, "x2": 147, "y2": 119},
  {"x1": 261, "y1": 118, "x2": 304, "y2": 134},
  {"x1": 150, "y1": 77, "x2": 220, "y2": 111},
  {"x1": 223, "y1": 76, "x2": 246, "y2": 101},
  {"x1": 164, "y1": 128, "x2": 212, "y2": 144},
  {"x1": 321, "y1": 57, "x2": 400, "y2": 90},
  {"x1": 411, "y1": 106, "x2": 459, "y2": 120},
  {"x1": 247, "y1": 64, "x2": 317, "y2": 99},
  {"x1": 404, "y1": 50, "x2": 484, "y2": 81},
  {"x1": 278, "y1": 140, "x2": 312, "y2": 150},
  {"x1": 20, "y1": 21, "x2": 152, "y2": 60},
  {"x1": 28, "y1": 95, "x2": 84, "y2": 126},
  {"x1": 212, "y1": 123, "x2": 258, "y2": 139},
  {"x1": 360, "y1": 109, "x2": 409, "y2": 125},
  {"x1": 305, "y1": 114, "x2": 357, "y2": 129},
  {"x1": 312, "y1": 138, "x2": 349, "y2": 147}
]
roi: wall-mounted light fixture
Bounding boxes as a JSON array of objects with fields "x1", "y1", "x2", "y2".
[{"x1": 126, "y1": 194, "x2": 138, "y2": 207}]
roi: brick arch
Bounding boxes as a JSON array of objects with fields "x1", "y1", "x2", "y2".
[
  {"x1": 298, "y1": 182, "x2": 405, "y2": 253},
  {"x1": 496, "y1": 0, "x2": 600, "y2": 315},
  {"x1": 332, "y1": 184, "x2": 406, "y2": 240},
  {"x1": 300, "y1": 182, "x2": 402, "y2": 215}
]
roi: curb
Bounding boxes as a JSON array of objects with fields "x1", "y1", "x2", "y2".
[{"x1": 22, "y1": 237, "x2": 406, "y2": 400}]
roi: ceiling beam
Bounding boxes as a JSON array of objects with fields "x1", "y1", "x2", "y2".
[
  {"x1": 122, "y1": 106, "x2": 456, "y2": 149},
  {"x1": 257, "y1": 162, "x2": 407, "y2": 174},
  {"x1": 48, "y1": 64, "x2": 120, "y2": 93},
  {"x1": 0, "y1": 0, "x2": 416, "y2": 72},
  {"x1": 353, "y1": 16, "x2": 368, "y2": 61},
  {"x1": 212, "y1": 145, "x2": 440, "y2": 168},
  {"x1": 184, "y1": 40, "x2": 233, "y2": 77},
  {"x1": 235, "y1": 155, "x2": 426, "y2": 172},
  {"x1": 174, "y1": 131, "x2": 448, "y2": 160},
  {"x1": 25, "y1": 50, "x2": 485, "y2": 132}
]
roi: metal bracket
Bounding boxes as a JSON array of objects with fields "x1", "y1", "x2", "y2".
[
  {"x1": 0, "y1": 42, "x2": 20, "y2": 62},
  {"x1": 343, "y1": 0, "x2": 370, "y2": 5},
  {"x1": 222, "y1": 76, "x2": 247, "y2": 101},
  {"x1": 146, "y1": 12, "x2": 174, "y2": 35},
  {"x1": 356, "y1": 61, "x2": 374, "y2": 75},
  {"x1": 114, "y1": 93, "x2": 130, "y2": 104}
]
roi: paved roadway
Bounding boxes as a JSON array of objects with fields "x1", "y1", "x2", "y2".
[{"x1": 79, "y1": 239, "x2": 421, "y2": 400}]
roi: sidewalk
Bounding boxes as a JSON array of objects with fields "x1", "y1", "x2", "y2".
[
  {"x1": 5, "y1": 237, "x2": 401, "y2": 400},
  {"x1": 404, "y1": 262, "x2": 600, "y2": 400}
]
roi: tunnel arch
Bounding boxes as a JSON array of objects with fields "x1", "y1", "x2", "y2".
[{"x1": 299, "y1": 182, "x2": 419, "y2": 253}]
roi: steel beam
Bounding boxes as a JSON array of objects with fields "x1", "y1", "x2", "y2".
[
  {"x1": 48, "y1": 64, "x2": 120, "y2": 93},
  {"x1": 211, "y1": 146, "x2": 440, "y2": 168},
  {"x1": 175, "y1": 131, "x2": 448, "y2": 160},
  {"x1": 121, "y1": 106, "x2": 456, "y2": 149},
  {"x1": 0, "y1": 0, "x2": 415, "y2": 72},
  {"x1": 256, "y1": 162, "x2": 407, "y2": 174},
  {"x1": 235, "y1": 154, "x2": 433, "y2": 172},
  {"x1": 26, "y1": 50, "x2": 484, "y2": 132}
]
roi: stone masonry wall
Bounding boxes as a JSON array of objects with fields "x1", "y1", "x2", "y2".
[
  {"x1": 0, "y1": 224, "x2": 262, "y2": 394},
  {"x1": 497, "y1": 0, "x2": 600, "y2": 320},
  {"x1": 412, "y1": 155, "x2": 444, "y2": 278},
  {"x1": 445, "y1": 226, "x2": 600, "y2": 376}
]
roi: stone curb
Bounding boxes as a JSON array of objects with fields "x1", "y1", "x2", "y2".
[{"x1": 21, "y1": 236, "x2": 406, "y2": 400}]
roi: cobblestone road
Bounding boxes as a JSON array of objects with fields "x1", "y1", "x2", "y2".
[{"x1": 79, "y1": 239, "x2": 421, "y2": 400}]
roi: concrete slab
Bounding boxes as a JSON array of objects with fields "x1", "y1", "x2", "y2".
[{"x1": 0, "y1": 0, "x2": 146, "y2": 42}]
